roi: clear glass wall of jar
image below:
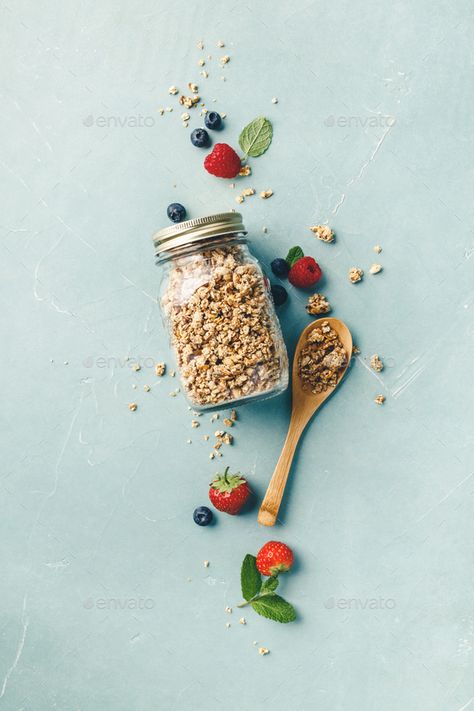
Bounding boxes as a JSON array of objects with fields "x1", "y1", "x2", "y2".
[{"x1": 153, "y1": 213, "x2": 289, "y2": 410}]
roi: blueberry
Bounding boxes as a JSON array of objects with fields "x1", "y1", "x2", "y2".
[
  {"x1": 193, "y1": 506, "x2": 213, "y2": 526},
  {"x1": 190, "y1": 128, "x2": 210, "y2": 148},
  {"x1": 271, "y1": 284, "x2": 288, "y2": 307},
  {"x1": 271, "y1": 258, "x2": 290, "y2": 279},
  {"x1": 204, "y1": 111, "x2": 223, "y2": 131},
  {"x1": 167, "y1": 203, "x2": 186, "y2": 223}
]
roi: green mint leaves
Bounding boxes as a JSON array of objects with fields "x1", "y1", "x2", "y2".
[
  {"x1": 238, "y1": 116, "x2": 273, "y2": 157},
  {"x1": 252, "y1": 595, "x2": 296, "y2": 623},
  {"x1": 238, "y1": 554, "x2": 296, "y2": 623},
  {"x1": 241, "y1": 554, "x2": 262, "y2": 601},
  {"x1": 286, "y1": 246, "x2": 304, "y2": 267}
]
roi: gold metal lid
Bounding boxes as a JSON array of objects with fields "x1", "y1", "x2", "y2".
[{"x1": 152, "y1": 212, "x2": 246, "y2": 256}]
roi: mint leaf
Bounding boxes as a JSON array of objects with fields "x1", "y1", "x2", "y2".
[
  {"x1": 286, "y1": 246, "x2": 304, "y2": 267},
  {"x1": 238, "y1": 116, "x2": 273, "y2": 157},
  {"x1": 261, "y1": 576, "x2": 279, "y2": 594},
  {"x1": 251, "y1": 594, "x2": 296, "y2": 623},
  {"x1": 241, "y1": 554, "x2": 262, "y2": 601}
]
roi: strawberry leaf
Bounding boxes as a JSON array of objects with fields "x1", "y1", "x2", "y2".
[
  {"x1": 286, "y1": 246, "x2": 304, "y2": 267},
  {"x1": 241, "y1": 554, "x2": 262, "y2": 601},
  {"x1": 251, "y1": 594, "x2": 296, "y2": 623}
]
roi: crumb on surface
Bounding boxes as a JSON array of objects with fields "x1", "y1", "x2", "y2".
[
  {"x1": 196, "y1": 40, "x2": 204, "y2": 50},
  {"x1": 200, "y1": 69, "x2": 208, "y2": 77},
  {"x1": 373, "y1": 245, "x2": 382, "y2": 253},
  {"x1": 223, "y1": 418, "x2": 233, "y2": 427},
  {"x1": 239, "y1": 165, "x2": 251, "y2": 176},
  {"x1": 131, "y1": 363, "x2": 141, "y2": 372},
  {"x1": 306, "y1": 293, "x2": 331, "y2": 315},
  {"x1": 209, "y1": 452, "x2": 215, "y2": 459},
  {"x1": 225, "y1": 622, "x2": 231, "y2": 628},
  {"x1": 262, "y1": 226, "x2": 268, "y2": 233},
  {"x1": 370, "y1": 354, "x2": 384, "y2": 372},
  {"x1": 271, "y1": 97, "x2": 278, "y2": 104},
  {"x1": 143, "y1": 384, "x2": 151, "y2": 392},
  {"x1": 230, "y1": 409, "x2": 237, "y2": 421},
  {"x1": 348, "y1": 267, "x2": 364, "y2": 283},
  {"x1": 203, "y1": 560, "x2": 209, "y2": 567},
  {"x1": 220, "y1": 55, "x2": 230, "y2": 64},
  {"x1": 239, "y1": 617, "x2": 246, "y2": 625},
  {"x1": 375, "y1": 394, "x2": 386, "y2": 405},
  {"x1": 258, "y1": 647, "x2": 270, "y2": 656},
  {"x1": 203, "y1": 434, "x2": 210, "y2": 441},
  {"x1": 310, "y1": 224, "x2": 334, "y2": 243},
  {"x1": 191, "y1": 419, "x2": 200, "y2": 428},
  {"x1": 186, "y1": 439, "x2": 192, "y2": 444},
  {"x1": 128, "y1": 403, "x2": 137, "y2": 412},
  {"x1": 217, "y1": 40, "x2": 225, "y2": 47},
  {"x1": 188, "y1": 82, "x2": 199, "y2": 94},
  {"x1": 155, "y1": 362, "x2": 166, "y2": 376},
  {"x1": 235, "y1": 195, "x2": 244, "y2": 204},
  {"x1": 198, "y1": 58, "x2": 205, "y2": 66},
  {"x1": 370, "y1": 263, "x2": 383, "y2": 274},
  {"x1": 352, "y1": 345, "x2": 361, "y2": 355},
  {"x1": 241, "y1": 187, "x2": 255, "y2": 197},
  {"x1": 225, "y1": 606, "x2": 232, "y2": 614},
  {"x1": 260, "y1": 189, "x2": 273, "y2": 199},
  {"x1": 168, "y1": 85, "x2": 179, "y2": 95}
]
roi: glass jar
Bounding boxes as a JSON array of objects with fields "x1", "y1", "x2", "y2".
[{"x1": 153, "y1": 212, "x2": 288, "y2": 410}]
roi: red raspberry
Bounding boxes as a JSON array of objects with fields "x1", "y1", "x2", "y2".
[
  {"x1": 256, "y1": 541, "x2": 294, "y2": 576},
  {"x1": 288, "y1": 256, "x2": 322, "y2": 288},
  {"x1": 204, "y1": 143, "x2": 241, "y2": 179}
]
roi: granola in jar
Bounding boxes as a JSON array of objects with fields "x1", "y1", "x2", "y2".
[{"x1": 154, "y1": 214, "x2": 288, "y2": 409}]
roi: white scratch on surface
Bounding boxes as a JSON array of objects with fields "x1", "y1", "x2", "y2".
[
  {"x1": 347, "y1": 124, "x2": 393, "y2": 187},
  {"x1": 0, "y1": 595, "x2": 29, "y2": 699},
  {"x1": 331, "y1": 193, "x2": 346, "y2": 215},
  {"x1": 458, "y1": 698, "x2": 474, "y2": 711}
]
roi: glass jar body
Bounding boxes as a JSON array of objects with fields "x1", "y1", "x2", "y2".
[{"x1": 158, "y1": 237, "x2": 288, "y2": 410}]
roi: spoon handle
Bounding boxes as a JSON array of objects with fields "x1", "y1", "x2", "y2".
[{"x1": 257, "y1": 416, "x2": 306, "y2": 526}]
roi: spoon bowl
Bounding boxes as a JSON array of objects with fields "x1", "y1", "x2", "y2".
[{"x1": 258, "y1": 318, "x2": 353, "y2": 526}]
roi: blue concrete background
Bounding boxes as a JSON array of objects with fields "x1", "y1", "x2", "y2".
[{"x1": 1, "y1": 1, "x2": 473, "y2": 709}]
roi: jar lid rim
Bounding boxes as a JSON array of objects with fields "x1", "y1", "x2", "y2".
[{"x1": 152, "y1": 212, "x2": 246, "y2": 255}]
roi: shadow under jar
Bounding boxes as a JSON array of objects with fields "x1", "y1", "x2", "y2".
[{"x1": 153, "y1": 212, "x2": 289, "y2": 410}]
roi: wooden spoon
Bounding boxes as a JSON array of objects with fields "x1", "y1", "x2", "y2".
[{"x1": 257, "y1": 317, "x2": 353, "y2": 526}]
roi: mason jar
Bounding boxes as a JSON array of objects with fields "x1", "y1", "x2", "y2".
[{"x1": 152, "y1": 212, "x2": 288, "y2": 410}]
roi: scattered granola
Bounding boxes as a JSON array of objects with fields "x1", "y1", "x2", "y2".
[
  {"x1": 131, "y1": 363, "x2": 141, "y2": 372},
  {"x1": 181, "y1": 112, "x2": 191, "y2": 122},
  {"x1": 143, "y1": 384, "x2": 151, "y2": 392},
  {"x1": 128, "y1": 403, "x2": 137, "y2": 412},
  {"x1": 271, "y1": 97, "x2": 278, "y2": 104},
  {"x1": 235, "y1": 195, "x2": 244, "y2": 204},
  {"x1": 179, "y1": 94, "x2": 200, "y2": 109},
  {"x1": 373, "y1": 245, "x2": 382, "y2": 254},
  {"x1": 196, "y1": 40, "x2": 204, "y2": 50},
  {"x1": 241, "y1": 187, "x2": 255, "y2": 197},
  {"x1": 168, "y1": 86, "x2": 179, "y2": 95},
  {"x1": 306, "y1": 293, "x2": 331, "y2": 315},
  {"x1": 230, "y1": 409, "x2": 237, "y2": 421},
  {"x1": 191, "y1": 420, "x2": 200, "y2": 428},
  {"x1": 225, "y1": 606, "x2": 232, "y2": 614},
  {"x1": 310, "y1": 224, "x2": 334, "y2": 243},
  {"x1": 188, "y1": 82, "x2": 199, "y2": 94},
  {"x1": 200, "y1": 69, "x2": 208, "y2": 78},
  {"x1": 374, "y1": 394, "x2": 386, "y2": 405},
  {"x1": 258, "y1": 647, "x2": 270, "y2": 656},
  {"x1": 203, "y1": 560, "x2": 210, "y2": 567},
  {"x1": 220, "y1": 55, "x2": 230, "y2": 64},
  {"x1": 239, "y1": 165, "x2": 251, "y2": 176},
  {"x1": 299, "y1": 321, "x2": 348, "y2": 394},
  {"x1": 239, "y1": 617, "x2": 246, "y2": 625},
  {"x1": 348, "y1": 267, "x2": 364, "y2": 283},
  {"x1": 223, "y1": 418, "x2": 233, "y2": 427},
  {"x1": 352, "y1": 345, "x2": 361, "y2": 355},
  {"x1": 370, "y1": 263, "x2": 383, "y2": 274},
  {"x1": 198, "y1": 58, "x2": 205, "y2": 66},
  {"x1": 370, "y1": 354, "x2": 384, "y2": 372},
  {"x1": 260, "y1": 189, "x2": 273, "y2": 199},
  {"x1": 217, "y1": 40, "x2": 225, "y2": 47},
  {"x1": 225, "y1": 622, "x2": 231, "y2": 628},
  {"x1": 203, "y1": 434, "x2": 210, "y2": 441},
  {"x1": 155, "y1": 362, "x2": 166, "y2": 376}
]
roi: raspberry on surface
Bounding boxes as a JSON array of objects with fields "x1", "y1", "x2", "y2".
[
  {"x1": 288, "y1": 257, "x2": 322, "y2": 288},
  {"x1": 204, "y1": 143, "x2": 241, "y2": 179}
]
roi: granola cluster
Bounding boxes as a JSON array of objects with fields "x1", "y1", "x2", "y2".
[
  {"x1": 298, "y1": 321, "x2": 348, "y2": 394},
  {"x1": 162, "y1": 245, "x2": 287, "y2": 407},
  {"x1": 306, "y1": 293, "x2": 331, "y2": 315}
]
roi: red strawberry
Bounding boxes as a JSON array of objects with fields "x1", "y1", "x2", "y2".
[
  {"x1": 256, "y1": 541, "x2": 294, "y2": 576},
  {"x1": 204, "y1": 143, "x2": 241, "y2": 179},
  {"x1": 288, "y1": 256, "x2": 322, "y2": 288},
  {"x1": 208, "y1": 467, "x2": 251, "y2": 514}
]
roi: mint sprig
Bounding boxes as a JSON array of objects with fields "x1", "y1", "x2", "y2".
[
  {"x1": 237, "y1": 554, "x2": 296, "y2": 623},
  {"x1": 238, "y1": 116, "x2": 273, "y2": 157},
  {"x1": 286, "y1": 246, "x2": 304, "y2": 267},
  {"x1": 241, "y1": 554, "x2": 261, "y2": 601}
]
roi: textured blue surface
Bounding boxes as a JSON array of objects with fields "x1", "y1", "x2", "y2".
[{"x1": 1, "y1": 2, "x2": 473, "y2": 709}]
